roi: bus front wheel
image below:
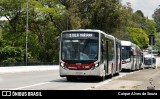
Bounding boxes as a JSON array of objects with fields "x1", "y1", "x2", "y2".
[{"x1": 66, "y1": 76, "x2": 74, "y2": 81}]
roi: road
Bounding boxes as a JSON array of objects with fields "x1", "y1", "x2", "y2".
[
  {"x1": 0, "y1": 69, "x2": 160, "y2": 90},
  {"x1": 0, "y1": 68, "x2": 160, "y2": 90},
  {"x1": 0, "y1": 70, "x2": 127, "y2": 90},
  {"x1": 0, "y1": 57, "x2": 160, "y2": 90}
]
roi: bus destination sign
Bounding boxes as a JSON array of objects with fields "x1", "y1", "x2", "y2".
[{"x1": 62, "y1": 32, "x2": 97, "y2": 38}]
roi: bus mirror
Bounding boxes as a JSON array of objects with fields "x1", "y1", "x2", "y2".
[{"x1": 56, "y1": 36, "x2": 60, "y2": 44}]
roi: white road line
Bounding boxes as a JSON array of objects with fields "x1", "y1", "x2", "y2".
[{"x1": 10, "y1": 82, "x2": 51, "y2": 90}]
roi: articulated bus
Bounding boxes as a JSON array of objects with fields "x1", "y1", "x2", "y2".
[
  {"x1": 59, "y1": 29, "x2": 121, "y2": 81},
  {"x1": 121, "y1": 40, "x2": 142, "y2": 71}
]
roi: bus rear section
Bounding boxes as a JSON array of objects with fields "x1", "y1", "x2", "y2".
[{"x1": 143, "y1": 54, "x2": 156, "y2": 69}]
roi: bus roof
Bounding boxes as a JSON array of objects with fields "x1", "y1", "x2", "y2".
[
  {"x1": 62, "y1": 29, "x2": 104, "y2": 33},
  {"x1": 121, "y1": 40, "x2": 132, "y2": 46}
]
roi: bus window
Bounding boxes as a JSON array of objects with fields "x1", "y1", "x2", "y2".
[
  {"x1": 61, "y1": 39, "x2": 98, "y2": 60},
  {"x1": 122, "y1": 46, "x2": 130, "y2": 60},
  {"x1": 144, "y1": 58, "x2": 156, "y2": 65}
]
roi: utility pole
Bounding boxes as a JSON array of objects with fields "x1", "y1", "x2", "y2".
[
  {"x1": 149, "y1": 35, "x2": 155, "y2": 68},
  {"x1": 26, "y1": 0, "x2": 29, "y2": 66},
  {"x1": 143, "y1": 44, "x2": 148, "y2": 64},
  {"x1": 151, "y1": 36, "x2": 153, "y2": 67}
]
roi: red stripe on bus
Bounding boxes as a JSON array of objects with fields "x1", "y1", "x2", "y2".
[{"x1": 65, "y1": 63, "x2": 94, "y2": 70}]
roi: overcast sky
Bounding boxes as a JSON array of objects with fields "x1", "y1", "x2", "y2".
[{"x1": 121, "y1": 0, "x2": 160, "y2": 19}]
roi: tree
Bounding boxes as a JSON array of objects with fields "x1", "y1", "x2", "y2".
[
  {"x1": 59, "y1": 0, "x2": 82, "y2": 29},
  {"x1": 142, "y1": 19, "x2": 156, "y2": 35},
  {"x1": 0, "y1": 0, "x2": 157, "y2": 64},
  {"x1": 0, "y1": 0, "x2": 26, "y2": 47},
  {"x1": 135, "y1": 10, "x2": 144, "y2": 17},
  {"x1": 90, "y1": 0, "x2": 122, "y2": 34},
  {"x1": 29, "y1": 0, "x2": 64, "y2": 62},
  {"x1": 153, "y1": 6, "x2": 160, "y2": 32},
  {"x1": 155, "y1": 32, "x2": 160, "y2": 54},
  {"x1": 128, "y1": 27, "x2": 149, "y2": 48},
  {"x1": 0, "y1": 0, "x2": 62, "y2": 63},
  {"x1": 0, "y1": 46, "x2": 24, "y2": 63}
]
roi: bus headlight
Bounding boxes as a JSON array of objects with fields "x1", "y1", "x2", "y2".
[
  {"x1": 95, "y1": 63, "x2": 99, "y2": 67},
  {"x1": 91, "y1": 63, "x2": 99, "y2": 70},
  {"x1": 60, "y1": 62, "x2": 65, "y2": 67},
  {"x1": 60, "y1": 62, "x2": 68, "y2": 69}
]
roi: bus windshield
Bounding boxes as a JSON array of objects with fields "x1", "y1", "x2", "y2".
[
  {"x1": 144, "y1": 58, "x2": 156, "y2": 65},
  {"x1": 122, "y1": 46, "x2": 130, "y2": 59},
  {"x1": 61, "y1": 39, "x2": 98, "y2": 60}
]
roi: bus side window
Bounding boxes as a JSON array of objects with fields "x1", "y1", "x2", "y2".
[
  {"x1": 101, "y1": 40, "x2": 105, "y2": 61},
  {"x1": 101, "y1": 45, "x2": 104, "y2": 53},
  {"x1": 153, "y1": 58, "x2": 156, "y2": 63},
  {"x1": 101, "y1": 41, "x2": 104, "y2": 53}
]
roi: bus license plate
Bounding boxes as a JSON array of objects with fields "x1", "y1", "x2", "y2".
[{"x1": 75, "y1": 72, "x2": 83, "y2": 75}]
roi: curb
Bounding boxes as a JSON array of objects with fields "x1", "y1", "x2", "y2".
[{"x1": 86, "y1": 70, "x2": 141, "y2": 90}]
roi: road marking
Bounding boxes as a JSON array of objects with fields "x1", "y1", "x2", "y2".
[{"x1": 10, "y1": 82, "x2": 51, "y2": 90}]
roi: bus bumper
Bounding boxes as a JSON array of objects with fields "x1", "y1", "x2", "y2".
[{"x1": 59, "y1": 66, "x2": 102, "y2": 77}]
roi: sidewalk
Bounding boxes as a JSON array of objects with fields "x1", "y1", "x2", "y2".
[
  {"x1": 0, "y1": 65, "x2": 59, "y2": 74},
  {"x1": 156, "y1": 57, "x2": 160, "y2": 68}
]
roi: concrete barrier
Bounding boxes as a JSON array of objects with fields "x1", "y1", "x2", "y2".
[
  {"x1": 156, "y1": 57, "x2": 160, "y2": 68},
  {"x1": 0, "y1": 65, "x2": 59, "y2": 74}
]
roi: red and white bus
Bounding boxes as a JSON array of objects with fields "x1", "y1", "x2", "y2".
[
  {"x1": 59, "y1": 29, "x2": 121, "y2": 81},
  {"x1": 121, "y1": 40, "x2": 142, "y2": 71}
]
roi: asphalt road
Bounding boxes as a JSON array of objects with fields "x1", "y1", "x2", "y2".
[
  {"x1": 0, "y1": 70, "x2": 124, "y2": 90},
  {"x1": 0, "y1": 68, "x2": 160, "y2": 90}
]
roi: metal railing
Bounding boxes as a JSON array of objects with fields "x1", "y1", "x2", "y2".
[{"x1": 0, "y1": 62, "x2": 58, "y2": 67}]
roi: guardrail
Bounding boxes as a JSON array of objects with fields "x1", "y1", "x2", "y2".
[{"x1": 0, "y1": 62, "x2": 58, "y2": 67}]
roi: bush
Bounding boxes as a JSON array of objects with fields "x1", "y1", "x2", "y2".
[{"x1": 0, "y1": 46, "x2": 24, "y2": 62}]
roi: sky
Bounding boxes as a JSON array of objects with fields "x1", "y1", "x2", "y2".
[{"x1": 121, "y1": 0, "x2": 160, "y2": 19}]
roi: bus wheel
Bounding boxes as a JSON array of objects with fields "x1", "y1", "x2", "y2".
[
  {"x1": 152, "y1": 67, "x2": 156, "y2": 69},
  {"x1": 99, "y1": 76, "x2": 105, "y2": 81},
  {"x1": 109, "y1": 65, "x2": 114, "y2": 78},
  {"x1": 66, "y1": 76, "x2": 73, "y2": 81}
]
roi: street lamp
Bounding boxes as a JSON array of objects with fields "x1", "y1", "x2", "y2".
[
  {"x1": 26, "y1": 0, "x2": 29, "y2": 66},
  {"x1": 149, "y1": 35, "x2": 155, "y2": 68}
]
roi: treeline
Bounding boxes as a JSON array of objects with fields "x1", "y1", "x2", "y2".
[{"x1": 0, "y1": 0, "x2": 159, "y2": 65}]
